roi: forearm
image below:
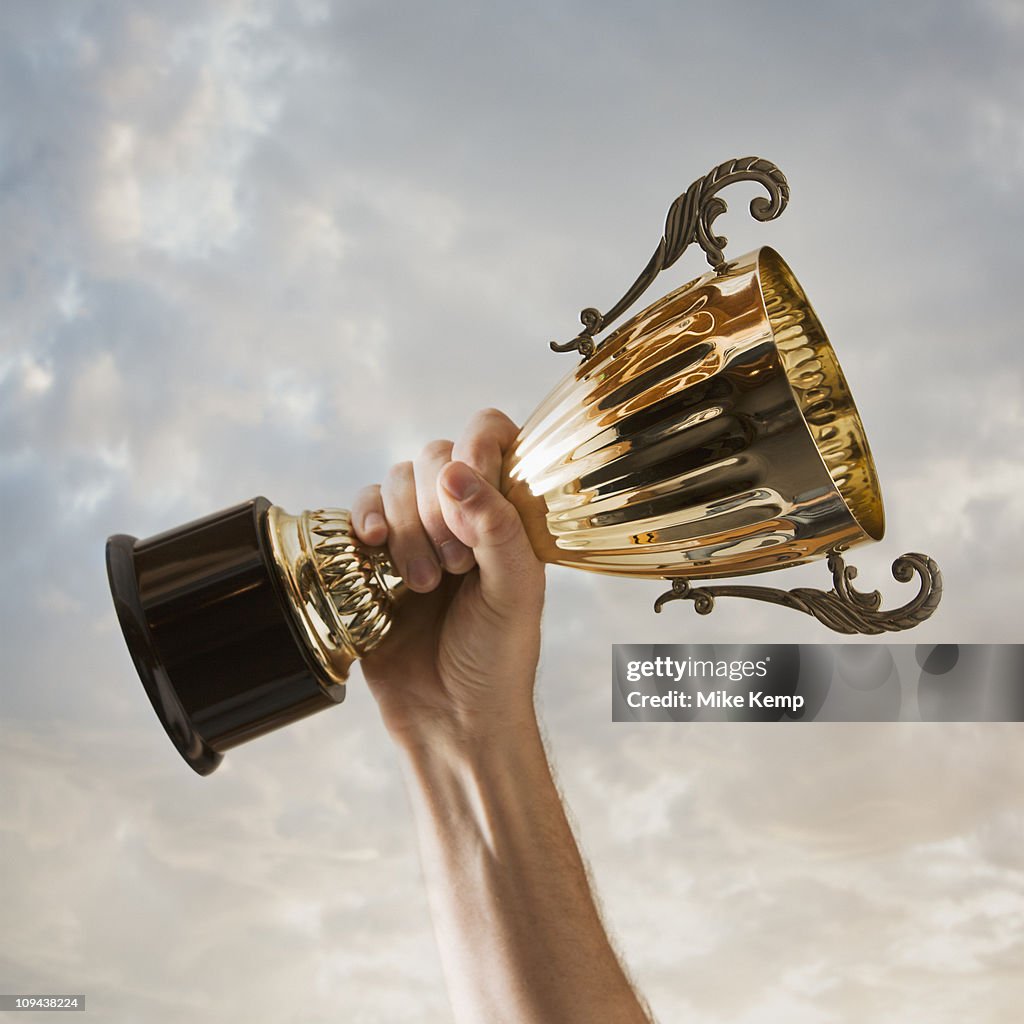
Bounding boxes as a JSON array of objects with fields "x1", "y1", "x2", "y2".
[{"x1": 396, "y1": 713, "x2": 651, "y2": 1024}]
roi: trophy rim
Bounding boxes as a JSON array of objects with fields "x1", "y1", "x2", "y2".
[
  {"x1": 105, "y1": 533, "x2": 223, "y2": 776},
  {"x1": 754, "y1": 246, "x2": 886, "y2": 544}
]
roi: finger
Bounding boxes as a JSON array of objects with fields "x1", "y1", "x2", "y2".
[
  {"x1": 452, "y1": 408, "x2": 521, "y2": 491},
  {"x1": 414, "y1": 439, "x2": 475, "y2": 575},
  {"x1": 438, "y1": 460, "x2": 543, "y2": 613},
  {"x1": 350, "y1": 484, "x2": 388, "y2": 547},
  {"x1": 381, "y1": 461, "x2": 442, "y2": 593}
]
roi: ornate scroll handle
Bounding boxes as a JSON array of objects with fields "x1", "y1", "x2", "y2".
[
  {"x1": 551, "y1": 156, "x2": 790, "y2": 358},
  {"x1": 653, "y1": 552, "x2": 943, "y2": 635}
]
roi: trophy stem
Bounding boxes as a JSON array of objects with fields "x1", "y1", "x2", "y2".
[
  {"x1": 653, "y1": 552, "x2": 942, "y2": 635},
  {"x1": 265, "y1": 507, "x2": 405, "y2": 685}
]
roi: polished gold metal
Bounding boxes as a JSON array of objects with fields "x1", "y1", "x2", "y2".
[
  {"x1": 266, "y1": 506, "x2": 403, "y2": 686},
  {"x1": 261, "y1": 247, "x2": 938, "y2": 650},
  {"x1": 257, "y1": 158, "x2": 940, "y2": 645},
  {"x1": 506, "y1": 247, "x2": 884, "y2": 579}
]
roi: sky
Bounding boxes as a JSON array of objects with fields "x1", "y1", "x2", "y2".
[{"x1": 1, "y1": 1, "x2": 1023, "y2": 1021}]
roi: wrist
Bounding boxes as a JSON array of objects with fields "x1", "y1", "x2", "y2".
[
  {"x1": 394, "y1": 708, "x2": 551, "y2": 867},
  {"x1": 389, "y1": 698, "x2": 542, "y2": 764}
]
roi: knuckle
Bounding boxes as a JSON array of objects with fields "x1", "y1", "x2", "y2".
[
  {"x1": 383, "y1": 461, "x2": 413, "y2": 490},
  {"x1": 467, "y1": 407, "x2": 500, "y2": 435},
  {"x1": 462, "y1": 409, "x2": 519, "y2": 457},
  {"x1": 477, "y1": 499, "x2": 520, "y2": 544},
  {"x1": 460, "y1": 436, "x2": 493, "y2": 468},
  {"x1": 417, "y1": 502, "x2": 450, "y2": 545},
  {"x1": 388, "y1": 510, "x2": 422, "y2": 536},
  {"x1": 385, "y1": 520, "x2": 420, "y2": 553},
  {"x1": 476, "y1": 406, "x2": 511, "y2": 426},
  {"x1": 419, "y1": 438, "x2": 453, "y2": 463},
  {"x1": 353, "y1": 483, "x2": 381, "y2": 507}
]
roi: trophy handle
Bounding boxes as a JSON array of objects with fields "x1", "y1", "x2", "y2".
[
  {"x1": 653, "y1": 551, "x2": 943, "y2": 635},
  {"x1": 551, "y1": 156, "x2": 790, "y2": 358}
]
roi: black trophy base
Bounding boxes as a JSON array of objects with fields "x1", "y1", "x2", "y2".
[{"x1": 106, "y1": 497, "x2": 340, "y2": 776}]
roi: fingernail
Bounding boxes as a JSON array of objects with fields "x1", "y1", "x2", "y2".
[
  {"x1": 440, "y1": 539, "x2": 473, "y2": 573},
  {"x1": 363, "y1": 512, "x2": 386, "y2": 539},
  {"x1": 442, "y1": 462, "x2": 480, "y2": 502},
  {"x1": 406, "y1": 556, "x2": 440, "y2": 591}
]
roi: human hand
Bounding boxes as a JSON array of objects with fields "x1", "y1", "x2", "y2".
[{"x1": 352, "y1": 409, "x2": 545, "y2": 748}]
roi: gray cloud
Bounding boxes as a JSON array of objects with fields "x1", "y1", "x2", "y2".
[{"x1": 2, "y1": 1, "x2": 1023, "y2": 1021}]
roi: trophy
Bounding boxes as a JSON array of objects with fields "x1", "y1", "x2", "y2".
[{"x1": 106, "y1": 157, "x2": 942, "y2": 774}]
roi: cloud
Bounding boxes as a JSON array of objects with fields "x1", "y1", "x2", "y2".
[{"x1": 2, "y1": 2, "x2": 1023, "y2": 1022}]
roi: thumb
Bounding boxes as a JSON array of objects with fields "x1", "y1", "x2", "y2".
[{"x1": 437, "y1": 460, "x2": 542, "y2": 609}]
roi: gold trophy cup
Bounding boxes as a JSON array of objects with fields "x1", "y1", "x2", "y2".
[{"x1": 106, "y1": 158, "x2": 941, "y2": 774}]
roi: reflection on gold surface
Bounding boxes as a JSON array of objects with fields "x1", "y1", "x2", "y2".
[
  {"x1": 505, "y1": 248, "x2": 885, "y2": 580},
  {"x1": 266, "y1": 506, "x2": 403, "y2": 687},
  {"x1": 760, "y1": 250, "x2": 884, "y2": 543}
]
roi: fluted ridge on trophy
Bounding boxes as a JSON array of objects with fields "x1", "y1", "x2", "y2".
[
  {"x1": 507, "y1": 248, "x2": 885, "y2": 581},
  {"x1": 265, "y1": 505, "x2": 403, "y2": 692},
  {"x1": 758, "y1": 258, "x2": 883, "y2": 542},
  {"x1": 306, "y1": 509, "x2": 399, "y2": 655}
]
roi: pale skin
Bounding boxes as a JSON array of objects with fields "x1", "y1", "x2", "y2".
[{"x1": 351, "y1": 408, "x2": 653, "y2": 1024}]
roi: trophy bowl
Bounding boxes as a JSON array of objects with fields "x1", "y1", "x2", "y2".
[
  {"x1": 506, "y1": 246, "x2": 884, "y2": 580},
  {"x1": 106, "y1": 157, "x2": 941, "y2": 774}
]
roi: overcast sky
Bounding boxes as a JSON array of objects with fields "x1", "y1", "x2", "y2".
[{"x1": 2, "y1": 2, "x2": 1023, "y2": 1021}]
